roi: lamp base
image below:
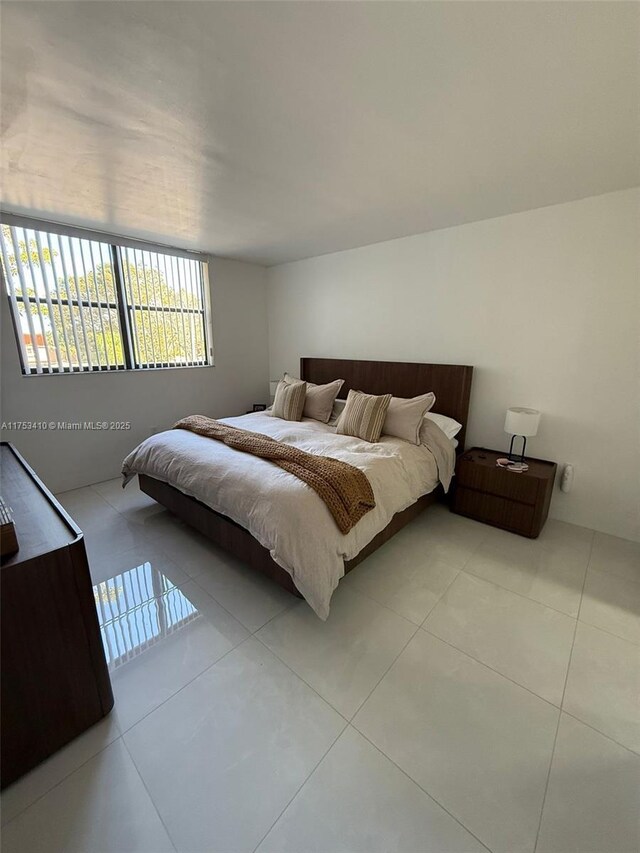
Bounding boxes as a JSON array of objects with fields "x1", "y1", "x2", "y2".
[{"x1": 508, "y1": 434, "x2": 528, "y2": 465}]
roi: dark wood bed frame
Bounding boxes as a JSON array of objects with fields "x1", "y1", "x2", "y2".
[{"x1": 139, "y1": 358, "x2": 473, "y2": 598}]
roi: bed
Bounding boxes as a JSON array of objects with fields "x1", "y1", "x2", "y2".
[{"x1": 123, "y1": 358, "x2": 473, "y2": 618}]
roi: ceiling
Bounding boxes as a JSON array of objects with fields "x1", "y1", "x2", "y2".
[{"x1": 2, "y1": 1, "x2": 638, "y2": 266}]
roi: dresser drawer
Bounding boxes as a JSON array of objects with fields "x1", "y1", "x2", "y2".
[
  {"x1": 452, "y1": 486, "x2": 537, "y2": 537},
  {"x1": 456, "y1": 459, "x2": 539, "y2": 506}
]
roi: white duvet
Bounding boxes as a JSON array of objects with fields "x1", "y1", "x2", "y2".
[{"x1": 122, "y1": 412, "x2": 455, "y2": 619}]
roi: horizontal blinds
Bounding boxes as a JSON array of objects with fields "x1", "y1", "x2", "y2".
[{"x1": 0, "y1": 221, "x2": 211, "y2": 375}]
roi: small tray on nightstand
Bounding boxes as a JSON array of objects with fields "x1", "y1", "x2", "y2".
[{"x1": 451, "y1": 447, "x2": 557, "y2": 538}]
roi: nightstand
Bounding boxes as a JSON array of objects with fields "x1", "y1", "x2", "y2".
[{"x1": 451, "y1": 447, "x2": 557, "y2": 538}]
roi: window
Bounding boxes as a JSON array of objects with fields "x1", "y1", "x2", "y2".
[{"x1": 0, "y1": 219, "x2": 213, "y2": 374}]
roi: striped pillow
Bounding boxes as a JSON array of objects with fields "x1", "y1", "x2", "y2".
[
  {"x1": 272, "y1": 378, "x2": 307, "y2": 421},
  {"x1": 336, "y1": 390, "x2": 392, "y2": 443},
  {"x1": 283, "y1": 373, "x2": 344, "y2": 423}
]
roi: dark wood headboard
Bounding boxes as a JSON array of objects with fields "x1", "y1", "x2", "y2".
[{"x1": 300, "y1": 357, "x2": 473, "y2": 449}]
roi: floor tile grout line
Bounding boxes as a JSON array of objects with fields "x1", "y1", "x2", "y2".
[
  {"x1": 586, "y1": 563, "x2": 640, "y2": 589},
  {"x1": 351, "y1": 726, "x2": 493, "y2": 853},
  {"x1": 461, "y1": 564, "x2": 587, "y2": 620},
  {"x1": 348, "y1": 621, "x2": 421, "y2": 722},
  {"x1": 110, "y1": 624, "x2": 253, "y2": 731},
  {"x1": 339, "y1": 573, "x2": 452, "y2": 629},
  {"x1": 0, "y1": 733, "x2": 124, "y2": 830},
  {"x1": 578, "y1": 560, "x2": 640, "y2": 647},
  {"x1": 532, "y1": 529, "x2": 594, "y2": 853},
  {"x1": 251, "y1": 634, "x2": 352, "y2": 725},
  {"x1": 357, "y1": 524, "x2": 594, "y2": 623},
  {"x1": 188, "y1": 572, "x2": 295, "y2": 636},
  {"x1": 474, "y1": 535, "x2": 595, "y2": 566},
  {"x1": 420, "y1": 623, "x2": 640, "y2": 759},
  {"x1": 71, "y1": 488, "x2": 147, "y2": 525},
  {"x1": 459, "y1": 536, "x2": 489, "y2": 571},
  {"x1": 88, "y1": 482, "x2": 128, "y2": 515},
  {"x1": 117, "y1": 633, "x2": 256, "y2": 737},
  {"x1": 419, "y1": 625, "x2": 565, "y2": 711},
  {"x1": 531, "y1": 691, "x2": 569, "y2": 852},
  {"x1": 251, "y1": 583, "x2": 427, "y2": 726},
  {"x1": 420, "y1": 612, "x2": 640, "y2": 755},
  {"x1": 336, "y1": 581, "x2": 423, "y2": 627},
  {"x1": 461, "y1": 565, "x2": 585, "y2": 620},
  {"x1": 249, "y1": 720, "x2": 350, "y2": 853},
  {"x1": 572, "y1": 616, "x2": 640, "y2": 648},
  {"x1": 90, "y1": 483, "x2": 163, "y2": 520},
  {"x1": 246, "y1": 595, "x2": 299, "y2": 635},
  {"x1": 561, "y1": 532, "x2": 595, "y2": 710},
  {"x1": 87, "y1": 482, "x2": 191, "y2": 555},
  {"x1": 419, "y1": 566, "x2": 462, "y2": 629},
  {"x1": 120, "y1": 736, "x2": 180, "y2": 853},
  {"x1": 559, "y1": 710, "x2": 640, "y2": 758}
]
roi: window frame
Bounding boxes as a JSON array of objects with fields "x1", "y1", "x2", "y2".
[{"x1": 0, "y1": 214, "x2": 214, "y2": 376}]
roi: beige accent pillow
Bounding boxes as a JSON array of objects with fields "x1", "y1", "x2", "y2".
[
  {"x1": 272, "y1": 378, "x2": 307, "y2": 421},
  {"x1": 336, "y1": 390, "x2": 392, "y2": 443},
  {"x1": 383, "y1": 392, "x2": 436, "y2": 445},
  {"x1": 283, "y1": 373, "x2": 344, "y2": 423}
]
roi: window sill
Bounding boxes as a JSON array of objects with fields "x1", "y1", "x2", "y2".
[{"x1": 21, "y1": 363, "x2": 216, "y2": 377}]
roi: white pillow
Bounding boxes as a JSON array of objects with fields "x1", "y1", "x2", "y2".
[{"x1": 422, "y1": 412, "x2": 462, "y2": 441}]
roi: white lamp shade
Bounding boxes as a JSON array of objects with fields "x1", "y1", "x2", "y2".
[{"x1": 504, "y1": 407, "x2": 540, "y2": 437}]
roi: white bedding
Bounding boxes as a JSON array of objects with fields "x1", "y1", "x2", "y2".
[{"x1": 122, "y1": 412, "x2": 455, "y2": 619}]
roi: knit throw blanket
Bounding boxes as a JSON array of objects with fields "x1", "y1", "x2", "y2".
[{"x1": 174, "y1": 415, "x2": 376, "y2": 534}]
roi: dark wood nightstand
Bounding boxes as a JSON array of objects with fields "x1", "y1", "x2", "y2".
[{"x1": 451, "y1": 447, "x2": 557, "y2": 538}]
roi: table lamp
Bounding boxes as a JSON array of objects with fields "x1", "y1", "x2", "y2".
[{"x1": 504, "y1": 408, "x2": 540, "y2": 469}]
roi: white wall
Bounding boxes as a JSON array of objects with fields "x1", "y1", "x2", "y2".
[
  {"x1": 267, "y1": 189, "x2": 640, "y2": 542},
  {"x1": 1, "y1": 257, "x2": 269, "y2": 492}
]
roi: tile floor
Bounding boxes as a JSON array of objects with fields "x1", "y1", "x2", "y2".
[{"x1": 1, "y1": 478, "x2": 638, "y2": 853}]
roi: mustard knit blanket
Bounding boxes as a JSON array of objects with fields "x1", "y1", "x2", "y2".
[{"x1": 174, "y1": 415, "x2": 375, "y2": 534}]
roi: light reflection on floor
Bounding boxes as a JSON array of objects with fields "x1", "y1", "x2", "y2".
[{"x1": 93, "y1": 562, "x2": 200, "y2": 670}]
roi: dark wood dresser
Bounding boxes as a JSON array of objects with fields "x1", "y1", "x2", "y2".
[
  {"x1": 0, "y1": 442, "x2": 113, "y2": 789},
  {"x1": 451, "y1": 447, "x2": 557, "y2": 538}
]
